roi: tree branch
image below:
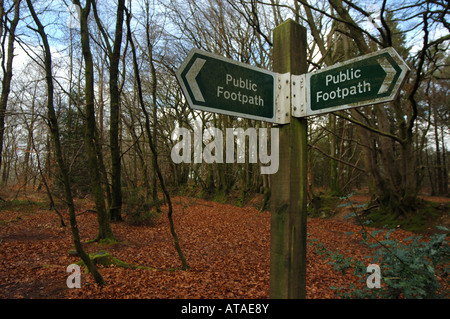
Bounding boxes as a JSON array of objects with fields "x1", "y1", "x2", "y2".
[
  {"x1": 406, "y1": 10, "x2": 429, "y2": 138},
  {"x1": 308, "y1": 143, "x2": 365, "y2": 172},
  {"x1": 335, "y1": 111, "x2": 405, "y2": 144}
]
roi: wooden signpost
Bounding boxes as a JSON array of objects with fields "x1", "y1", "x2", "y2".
[
  {"x1": 176, "y1": 18, "x2": 408, "y2": 299},
  {"x1": 269, "y1": 19, "x2": 308, "y2": 299}
]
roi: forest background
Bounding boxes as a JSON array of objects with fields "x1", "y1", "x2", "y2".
[{"x1": 0, "y1": 0, "x2": 449, "y2": 292}]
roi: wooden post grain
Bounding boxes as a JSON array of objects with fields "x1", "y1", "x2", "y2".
[{"x1": 270, "y1": 19, "x2": 308, "y2": 299}]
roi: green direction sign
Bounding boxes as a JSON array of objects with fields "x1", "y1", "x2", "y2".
[
  {"x1": 176, "y1": 49, "x2": 278, "y2": 122},
  {"x1": 305, "y1": 47, "x2": 409, "y2": 116}
]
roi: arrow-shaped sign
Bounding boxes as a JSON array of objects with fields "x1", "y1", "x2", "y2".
[
  {"x1": 185, "y1": 58, "x2": 206, "y2": 102},
  {"x1": 176, "y1": 49, "x2": 279, "y2": 123},
  {"x1": 377, "y1": 56, "x2": 397, "y2": 95},
  {"x1": 292, "y1": 47, "x2": 410, "y2": 117}
]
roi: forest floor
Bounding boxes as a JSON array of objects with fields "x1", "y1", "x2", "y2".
[{"x1": 0, "y1": 189, "x2": 449, "y2": 299}]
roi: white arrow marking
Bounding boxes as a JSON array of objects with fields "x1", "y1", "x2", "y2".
[
  {"x1": 377, "y1": 56, "x2": 396, "y2": 95},
  {"x1": 186, "y1": 58, "x2": 206, "y2": 102}
]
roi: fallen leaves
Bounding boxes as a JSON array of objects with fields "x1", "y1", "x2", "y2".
[{"x1": 0, "y1": 194, "x2": 425, "y2": 299}]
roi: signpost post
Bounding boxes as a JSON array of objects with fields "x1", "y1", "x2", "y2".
[{"x1": 269, "y1": 19, "x2": 308, "y2": 299}]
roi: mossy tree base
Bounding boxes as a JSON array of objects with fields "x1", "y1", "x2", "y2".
[{"x1": 76, "y1": 251, "x2": 154, "y2": 271}]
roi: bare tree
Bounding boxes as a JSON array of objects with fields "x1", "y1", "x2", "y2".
[
  {"x1": 25, "y1": 0, "x2": 105, "y2": 285},
  {"x1": 0, "y1": 0, "x2": 20, "y2": 181},
  {"x1": 73, "y1": 0, "x2": 115, "y2": 241},
  {"x1": 91, "y1": 0, "x2": 126, "y2": 221}
]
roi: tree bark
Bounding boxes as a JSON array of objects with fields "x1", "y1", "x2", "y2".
[
  {"x1": 109, "y1": 1, "x2": 125, "y2": 221},
  {"x1": 92, "y1": 0, "x2": 125, "y2": 221},
  {"x1": 74, "y1": 0, "x2": 115, "y2": 241}
]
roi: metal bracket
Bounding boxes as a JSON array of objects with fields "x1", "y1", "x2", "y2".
[
  {"x1": 291, "y1": 74, "x2": 307, "y2": 118},
  {"x1": 274, "y1": 73, "x2": 291, "y2": 124}
]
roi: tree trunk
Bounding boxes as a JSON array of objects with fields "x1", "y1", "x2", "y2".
[
  {"x1": 108, "y1": 0, "x2": 125, "y2": 221},
  {"x1": 75, "y1": 0, "x2": 115, "y2": 241},
  {"x1": 329, "y1": 113, "x2": 341, "y2": 195},
  {"x1": 26, "y1": 0, "x2": 104, "y2": 285},
  {"x1": 0, "y1": 0, "x2": 20, "y2": 180},
  {"x1": 433, "y1": 107, "x2": 443, "y2": 194},
  {"x1": 148, "y1": 40, "x2": 160, "y2": 211},
  {"x1": 441, "y1": 127, "x2": 448, "y2": 195}
]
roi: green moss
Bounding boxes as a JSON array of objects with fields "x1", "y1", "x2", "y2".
[
  {"x1": 77, "y1": 251, "x2": 127, "y2": 268},
  {"x1": 213, "y1": 190, "x2": 228, "y2": 204},
  {"x1": 77, "y1": 251, "x2": 155, "y2": 271},
  {"x1": 0, "y1": 216, "x2": 21, "y2": 225},
  {"x1": 0, "y1": 199, "x2": 41, "y2": 214},
  {"x1": 308, "y1": 194, "x2": 340, "y2": 218},
  {"x1": 98, "y1": 237, "x2": 121, "y2": 245},
  {"x1": 196, "y1": 189, "x2": 207, "y2": 199},
  {"x1": 364, "y1": 200, "x2": 449, "y2": 233},
  {"x1": 122, "y1": 188, "x2": 162, "y2": 226},
  {"x1": 94, "y1": 251, "x2": 128, "y2": 267},
  {"x1": 236, "y1": 191, "x2": 247, "y2": 207}
]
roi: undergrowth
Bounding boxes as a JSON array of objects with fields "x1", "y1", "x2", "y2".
[
  {"x1": 122, "y1": 189, "x2": 161, "y2": 226},
  {"x1": 310, "y1": 193, "x2": 450, "y2": 299}
]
